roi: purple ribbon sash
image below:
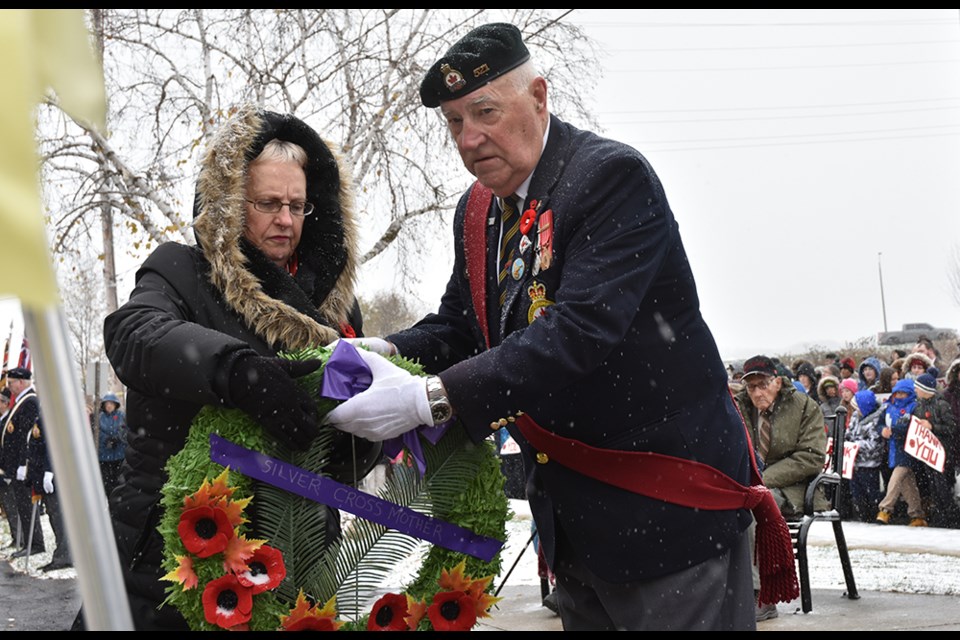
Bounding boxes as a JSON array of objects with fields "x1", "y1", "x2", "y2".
[{"x1": 209, "y1": 433, "x2": 502, "y2": 562}]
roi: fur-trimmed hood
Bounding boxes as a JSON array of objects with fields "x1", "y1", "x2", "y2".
[
  {"x1": 817, "y1": 375, "x2": 840, "y2": 401},
  {"x1": 946, "y1": 357, "x2": 960, "y2": 388},
  {"x1": 191, "y1": 105, "x2": 359, "y2": 349},
  {"x1": 900, "y1": 351, "x2": 933, "y2": 379}
]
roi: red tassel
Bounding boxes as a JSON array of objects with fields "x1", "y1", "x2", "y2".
[{"x1": 746, "y1": 485, "x2": 799, "y2": 605}]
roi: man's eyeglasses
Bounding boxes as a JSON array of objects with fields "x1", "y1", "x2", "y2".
[
  {"x1": 245, "y1": 198, "x2": 315, "y2": 217},
  {"x1": 744, "y1": 377, "x2": 776, "y2": 392}
]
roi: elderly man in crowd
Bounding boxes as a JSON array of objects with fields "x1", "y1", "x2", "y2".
[{"x1": 734, "y1": 355, "x2": 828, "y2": 621}]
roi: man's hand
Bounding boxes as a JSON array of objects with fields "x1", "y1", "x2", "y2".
[
  {"x1": 323, "y1": 348, "x2": 431, "y2": 441},
  {"x1": 327, "y1": 337, "x2": 397, "y2": 357},
  {"x1": 227, "y1": 354, "x2": 324, "y2": 450},
  {"x1": 43, "y1": 471, "x2": 54, "y2": 494}
]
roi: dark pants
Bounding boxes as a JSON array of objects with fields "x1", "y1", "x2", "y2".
[
  {"x1": 551, "y1": 524, "x2": 755, "y2": 630},
  {"x1": 0, "y1": 479, "x2": 21, "y2": 545},
  {"x1": 13, "y1": 480, "x2": 44, "y2": 552},
  {"x1": 849, "y1": 466, "x2": 883, "y2": 522},
  {"x1": 99, "y1": 460, "x2": 124, "y2": 500},
  {"x1": 41, "y1": 488, "x2": 70, "y2": 562}
]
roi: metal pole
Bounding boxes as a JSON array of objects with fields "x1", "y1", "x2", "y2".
[
  {"x1": 23, "y1": 497, "x2": 39, "y2": 572},
  {"x1": 877, "y1": 252, "x2": 888, "y2": 333},
  {"x1": 23, "y1": 306, "x2": 133, "y2": 630}
]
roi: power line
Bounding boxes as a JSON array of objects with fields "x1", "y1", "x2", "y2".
[{"x1": 601, "y1": 104, "x2": 960, "y2": 126}]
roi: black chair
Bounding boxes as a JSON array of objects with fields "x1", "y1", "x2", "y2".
[{"x1": 787, "y1": 405, "x2": 860, "y2": 613}]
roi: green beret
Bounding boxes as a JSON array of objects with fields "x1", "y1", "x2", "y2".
[{"x1": 420, "y1": 22, "x2": 530, "y2": 108}]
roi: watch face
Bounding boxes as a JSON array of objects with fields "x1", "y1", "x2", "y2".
[{"x1": 431, "y1": 402, "x2": 452, "y2": 423}]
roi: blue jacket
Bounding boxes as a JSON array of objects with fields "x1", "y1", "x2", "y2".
[
  {"x1": 883, "y1": 379, "x2": 917, "y2": 469},
  {"x1": 98, "y1": 393, "x2": 127, "y2": 462},
  {"x1": 389, "y1": 115, "x2": 752, "y2": 584},
  {"x1": 858, "y1": 356, "x2": 884, "y2": 391}
]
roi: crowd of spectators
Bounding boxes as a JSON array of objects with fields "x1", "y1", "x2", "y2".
[{"x1": 727, "y1": 336, "x2": 960, "y2": 530}]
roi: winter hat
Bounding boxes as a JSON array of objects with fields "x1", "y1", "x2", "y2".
[
  {"x1": 840, "y1": 378, "x2": 859, "y2": 395},
  {"x1": 915, "y1": 373, "x2": 937, "y2": 394},
  {"x1": 892, "y1": 378, "x2": 915, "y2": 396},
  {"x1": 839, "y1": 357, "x2": 857, "y2": 373},
  {"x1": 742, "y1": 355, "x2": 778, "y2": 379},
  {"x1": 854, "y1": 389, "x2": 878, "y2": 416}
]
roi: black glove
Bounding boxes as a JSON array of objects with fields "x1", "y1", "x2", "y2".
[{"x1": 227, "y1": 354, "x2": 323, "y2": 450}]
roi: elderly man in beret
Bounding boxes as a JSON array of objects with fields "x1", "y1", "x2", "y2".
[
  {"x1": 326, "y1": 22, "x2": 764, "y2": 630},
  {"x1": 733, "y1": 355, "x2": 828, "y2": 621}
]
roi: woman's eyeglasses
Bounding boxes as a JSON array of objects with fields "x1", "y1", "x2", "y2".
[{"x1": 245, "y1": 198, "x2": 315, "y2": 217}]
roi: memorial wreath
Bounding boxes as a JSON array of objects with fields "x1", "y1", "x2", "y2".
[{"x1": 158, "y1": 343, "x2": 510, "y2": 631}]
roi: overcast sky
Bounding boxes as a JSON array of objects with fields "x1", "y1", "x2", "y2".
[
  {"x1": 3, "y1": 9, "x2": 959, "y2": 364},
  {"x1": 562, "y1": 9, "x2": 960, "y2": 359}
]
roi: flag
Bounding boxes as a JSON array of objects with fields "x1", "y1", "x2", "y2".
[
  {"x1": 0, "y1": 10, "x2": 106, "y2": 308},
  {"x1": 17, "y1": 337, "x2": 31, "y2": 372}
]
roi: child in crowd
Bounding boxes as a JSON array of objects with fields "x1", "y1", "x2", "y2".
[
  {"x1": 876, "y1": 379, "x2": 927, "y2": 527},
  {"x1": 912, "y1": 373, "x2": 960, "y2": 528},
  {"x1": 858, "y1": 356, "x2": 884, "y2": 392},
  {"x1": 875, "y1": 366, "x2": 899, "y2": 399},
  {"x1": 845, "y1": 389, "x2": 886, "y2": 522},
  {"x1": 818, "y1": 375, "x2": 842, "y2": 418},
  {"x1": 902, "y1": 352, "x2": 933, "y2": 381},
  {"x1": 839, "y1": 378, "x2": 859, "y2": 427}
]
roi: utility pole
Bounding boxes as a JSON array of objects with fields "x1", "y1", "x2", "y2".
[{"x1": 878, "y1": 252, "x2": 888, "y2": 333}]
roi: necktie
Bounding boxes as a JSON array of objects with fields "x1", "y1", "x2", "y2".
[
  {"x1": 758, "y1": 412, "x2": 772, "y2": 463},
  {"x1": 497, "y1": 196, "x2": 519, "y2": 307}
]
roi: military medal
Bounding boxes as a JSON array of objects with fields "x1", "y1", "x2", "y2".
[
  {"x1": 519, "y1": 234, "x2": 532, "y2": 254},
  {"x1": 511, "y1": 257, "x2": 525, "y2": 280},
  {"x1": 537, "y1": 209, "x2": 554, "y2": 271},
  {"x1": 32, "y1": 424, "x2": 41, "y2": 439}
]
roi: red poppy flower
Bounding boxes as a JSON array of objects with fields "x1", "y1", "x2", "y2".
[
  {"x1": 367, "y1": 592, "x2": 409, "y2": 631},
  {"x1": 235, "y1": 544, "x2": 286, "y2": 594},
  {"x1": 427, "y1": 590, "x2": 477, "y2": 632},
  {"x1": 202, "y1": 574, "x2": 253, "y2": 629},
  {"x1": 178, "y1": 505, "x2": 233, "y2": 558}
]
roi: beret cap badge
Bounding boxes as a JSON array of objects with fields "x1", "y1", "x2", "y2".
[{"x1": 441, "y1": 63, "x2": 466, "y2": 94}]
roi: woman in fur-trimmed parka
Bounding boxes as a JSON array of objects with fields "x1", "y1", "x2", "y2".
[{"x1": 91, "y1": 106, "x2": 380, "y2": 630}]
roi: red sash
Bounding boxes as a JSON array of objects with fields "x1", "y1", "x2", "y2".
[
  {"x1": 464, "y1": 182, "x2": 494, "y2": 348},
  {"x1": 515, "y1": 412, "x2": 798, "y2": 605}
]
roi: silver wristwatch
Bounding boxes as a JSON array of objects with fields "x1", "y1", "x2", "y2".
[{"x1": 425, "y1": 376, "x2": 453, "y2": 424}]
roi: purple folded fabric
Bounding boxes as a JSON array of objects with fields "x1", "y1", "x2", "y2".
[
  {"x1": 320, "y1": 340, "x2": 452, "y2": 475},
  {"x1": 320, "y1": 339, "x2": 373, "y2": 400}
]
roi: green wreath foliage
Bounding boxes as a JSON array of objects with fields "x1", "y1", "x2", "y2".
[{"x1": 158, "y1": 345, "x2": 510, "y2": 630}]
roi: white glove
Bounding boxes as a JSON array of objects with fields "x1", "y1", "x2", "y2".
[
  {"x1": 16, "y1": 465, "x2": 26, "y2": 481},
  {"x1": 323, "y1": 347, "x2": 431, "y2": 441},
  {"x1": 327, "y1": 337, "x2": 397, "y2": 357},
  {"x1": 43, "y1": 471, "x2": 54, "y2": 494}
]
